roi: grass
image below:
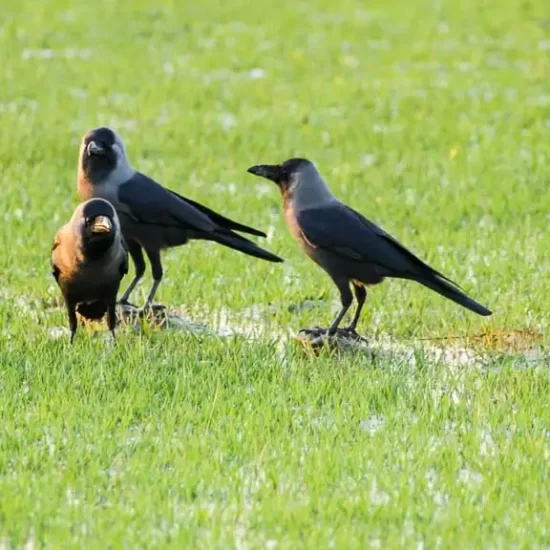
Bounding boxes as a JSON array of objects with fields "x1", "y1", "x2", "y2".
[{"x1": 1, "y1": 0, "x2": 550, "y2": 546}]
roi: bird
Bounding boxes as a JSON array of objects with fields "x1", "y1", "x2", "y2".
[
  {"x1": 51, "y1": 198, "x2": 129, "y2": 343},
  {"x1": 247, "y1": 158, "x2": 492, "y2": 336},
  {"x1": 77, "y1": 127, "x2": 283, "y2": 310}
]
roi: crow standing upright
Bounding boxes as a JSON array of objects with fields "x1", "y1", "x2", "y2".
[
  {"x1": 247, "y1": 158, "x2": 491, "y2": 335},
  {"x1": 77, "y1": 127, "x2": 283, "y2": 309},
  {"x1": 51, "y1": 198, "x2": 128, "y2": 342}
]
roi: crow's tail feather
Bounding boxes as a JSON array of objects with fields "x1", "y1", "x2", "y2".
[
  {"x1": 416, "y1": 274, "x2": 492, "y2": 316},
  {"x1": 213, "y1": 232, "x2": 283, "y2": 263}
]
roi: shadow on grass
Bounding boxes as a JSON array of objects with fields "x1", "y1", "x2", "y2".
[{"x1": 41, "y1": 297, "x2": 548, "y2": 368}]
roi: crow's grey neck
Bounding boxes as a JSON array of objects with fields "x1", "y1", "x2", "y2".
[
  {"x1": 95, "y1": 163, "x2": 136, "y2": 188},
  {"x1": 291, "y1": 169, "x2": 337, "y2": 211}
]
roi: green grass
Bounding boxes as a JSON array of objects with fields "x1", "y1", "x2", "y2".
[{"x1": 1, "y1": 0, "x2": 550, "y2": 546}]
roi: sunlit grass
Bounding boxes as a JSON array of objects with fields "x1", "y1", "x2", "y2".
[{"x1": 1, "y1": 0, "x2": 549, "y2": 546}]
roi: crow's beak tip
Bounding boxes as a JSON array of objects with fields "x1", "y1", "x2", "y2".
[{"x1": 87, "y1": 140, "x2": 105, "y2": 157}]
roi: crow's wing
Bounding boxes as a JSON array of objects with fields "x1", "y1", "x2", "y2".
[
  {"x1": 297, "y1": 202, "x2": 458, "y2": 285},
  {"x1": 117, "y1": 172, "x2": 216, "y2": 233},
  {"x1": 169, "y1": 191, "x2": 266, "y2": 237}
]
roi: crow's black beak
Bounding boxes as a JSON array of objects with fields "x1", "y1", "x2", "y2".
[
  {"x1": 247, "y1": 164, "x2": 282, "y2": 183},
  {"x1": 87, "y1": 140, "x2": 106, "y2": 156}
]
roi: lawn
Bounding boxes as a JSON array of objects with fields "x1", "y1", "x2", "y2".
[{"x1": 1, "y1": 0, "x2": 550, "y2": 547}]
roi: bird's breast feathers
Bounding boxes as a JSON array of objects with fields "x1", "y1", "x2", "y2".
[
  {"x1": 78, "y1": 170, "x2": 134, "y2": 213},
  {"x1": 283, "y1": 201, "x2": 318, "y2": 252}
]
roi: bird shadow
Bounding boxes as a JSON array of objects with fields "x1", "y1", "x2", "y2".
[
  {"x1": 295, "y1": 327, "x2": 378, "y2": 358},
  {"x1": 41, "y1": 296, "x2": 547, "y2": 370},
  {"x1": 293, "y1": 326, "x2": 549, "y2": 368}
]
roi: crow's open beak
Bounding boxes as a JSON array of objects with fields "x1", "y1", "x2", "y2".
[
  {"x1": 90, "y1": 216, "x2": 112, "y2": 234},
  {"x1": 87, "y1": 140, "x2": 106, "y2": 156}
]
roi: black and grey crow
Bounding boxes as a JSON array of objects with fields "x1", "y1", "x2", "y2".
[
  {"x1": 247, "y1": 158, "x2": 491, "y2": 335},
  {"x1": 78, "y1": 127, "x2": 283, "y2": 309},
  {"x1": 51, "y1": 198, "x2": 128, "y2": 342}
]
